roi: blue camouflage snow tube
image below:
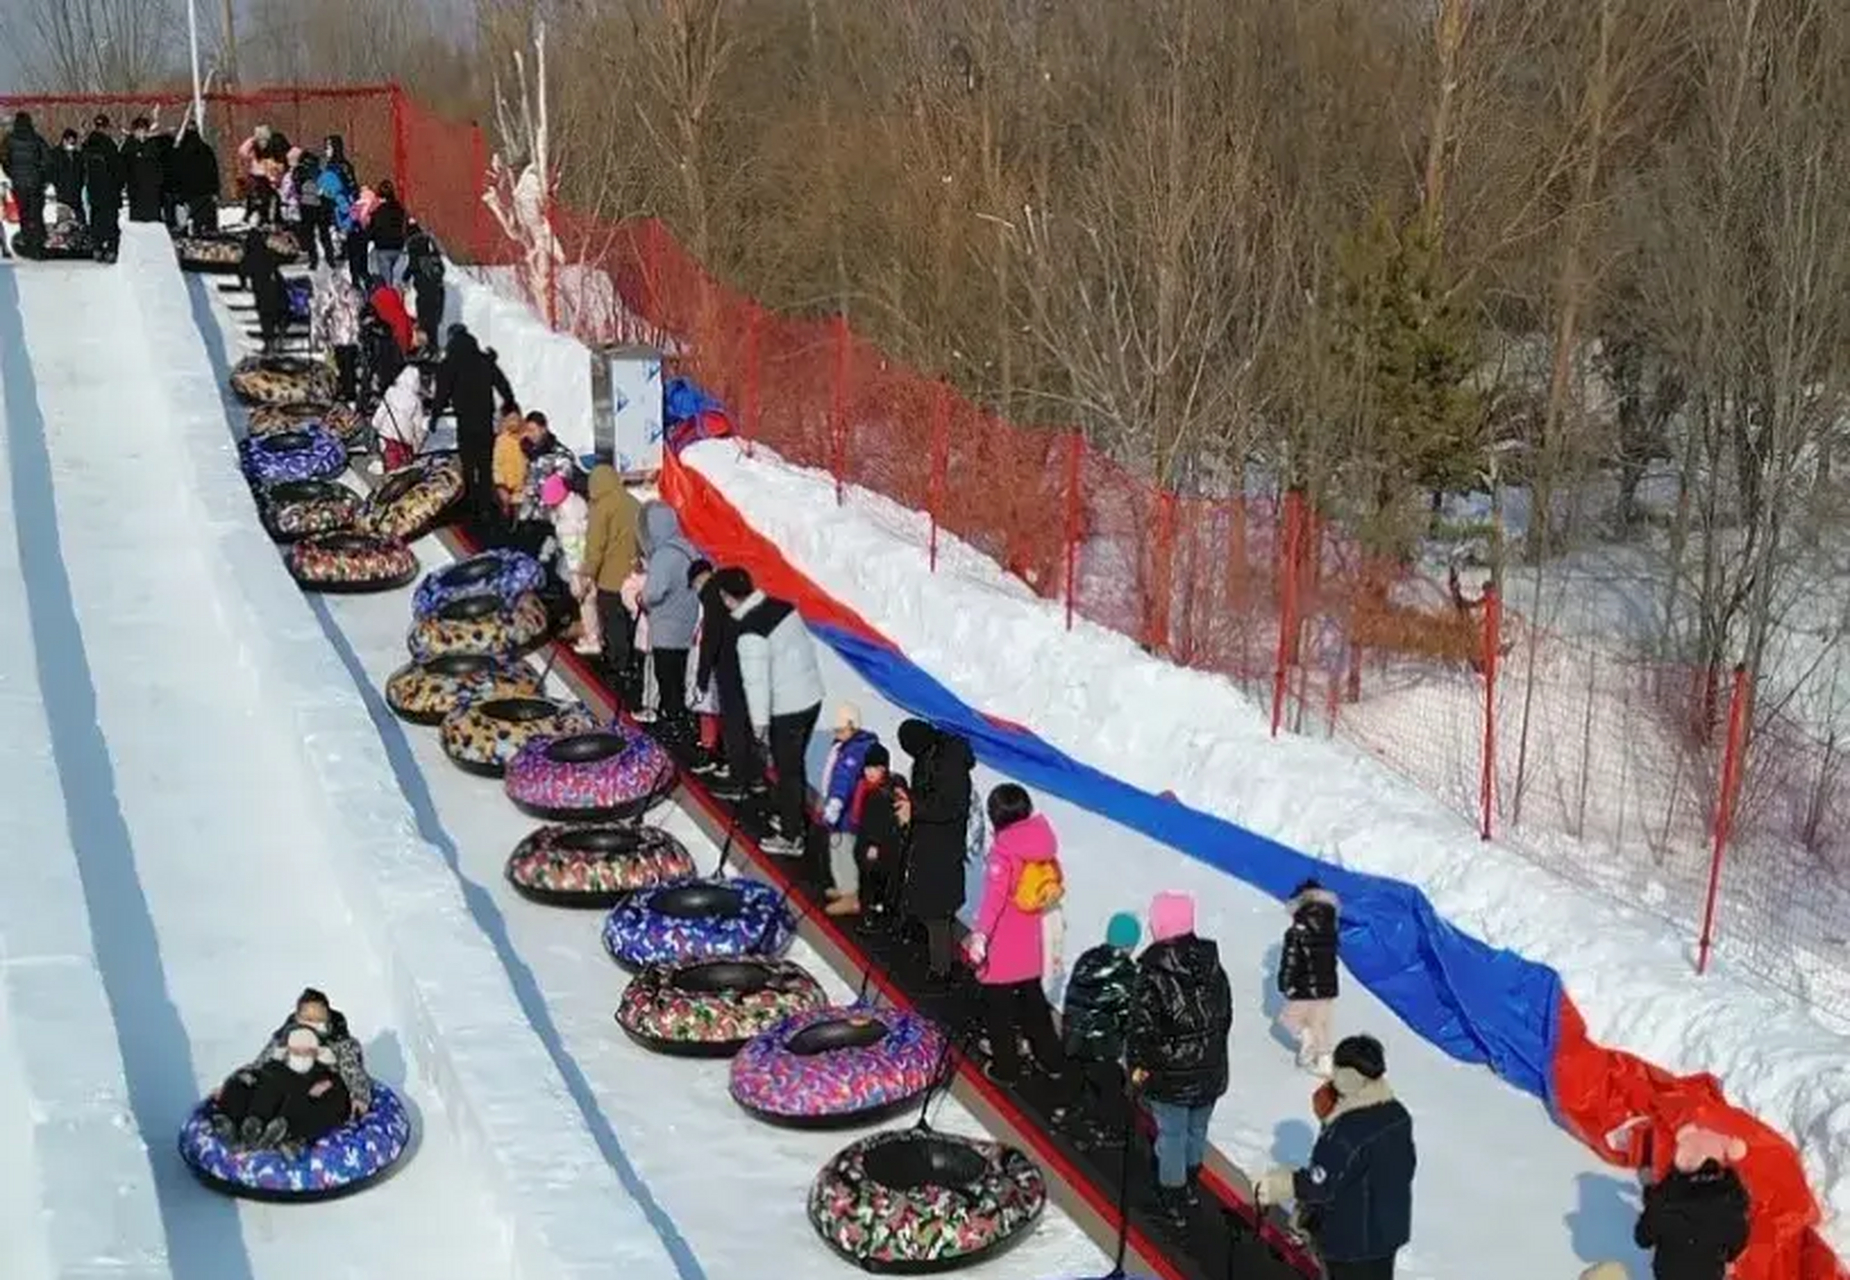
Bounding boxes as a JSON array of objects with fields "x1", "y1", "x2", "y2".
[
  {"x1": 176, "y1": 1081, "x2": 411, "y2": 1201},
  {"x1": 602, "y1": 877, "x2": 795, "y2": 971},
  {"x1": 239, "y1": 424, "x2": 348, "y2": 487},
  {"x1": 412, "y1": 549, "x2": 549, "y2": 620}
]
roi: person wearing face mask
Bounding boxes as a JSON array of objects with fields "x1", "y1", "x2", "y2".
[
  {"x1": 46, "y1": 129, "x2": 82, "y2": 223},
  {"x1": 207, "y1": 988, "x2": 372, "y2": 1150}
]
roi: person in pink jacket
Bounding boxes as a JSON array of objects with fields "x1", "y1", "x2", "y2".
[{"x1": 966, "y1": 783, "x2": 1068, "y2": 1084}]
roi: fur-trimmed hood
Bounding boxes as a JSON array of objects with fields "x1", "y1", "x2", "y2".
[
  {"x1": 1324, "y1": 1068, "x2": 1395, "y2": 1124},
  {"x1": 1287, "y1": 886, "x2": 1340, "y2": 916}
]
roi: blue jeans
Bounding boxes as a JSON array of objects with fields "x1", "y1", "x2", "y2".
[
  {"x1": 1147, "y1": 1099, "x2": 1215, "y2": 1188},
  {"x1": 369, "y1": 247, "x2": 405, "y2": 288}
]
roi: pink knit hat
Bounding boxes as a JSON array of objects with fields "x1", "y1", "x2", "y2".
[
  {"x1": 1149, "y1": 891, "x2": 1195, "y2": 942},
  {"x1": 540, "y1": 474, "x2": 569, "y2": 507}
]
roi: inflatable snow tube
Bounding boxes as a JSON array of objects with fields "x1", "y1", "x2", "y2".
[
  {"x1": 230, "y1": 355, "x2": 337, "y2": 407},
  {"x1": 412, "y1": 549, "x2": 549, "y2": 620},
  {"x1": 406, "y1": 592, "x2": 552, "y2": 663},
  {"x1": 505, "y1": 822, "x2": 697, "y2": 908},
  {"x1": 249, "y1": 403, "x2": 365, "y2": 449},
  {"x1": 503, "y1": 727, "x2": 677, "y2": 821},
  {"x1": 284, "y1": 277, "x2": 313, "y2": 324},
  {"x1": 174, "y1": 234, "x2": 243, "y2": 273},
  {"x1": 808, "y1": 1129, "x2": 1046, "y2": 1274},
  {"x1": 239, "y1": 425, "x2": 348, "y2": 487},
  {"x1": 176, "y1": 1081, "x2": 411, "y2": 1202},
  {"x1": 731, "y1": 1006, "x2": 948, "y2": 1129},
  {"x1": 287, "y1": 532, "x2": 419, "y2": 594},
  {"x1": 257, "y1": 478, "x2": 359, "y2": 543},
  {"x1": 439, "y1": 696, "x2": 598, "y2": 778},
  {"x1": 602, "y1": 878, "x2": 795, "y2": 970},
  {"x1": 358, "y1": 453, "x2": 465, "y2": 543},
  {"x1": 385, "y1": 653, "x2": 542, "y2": 726},
  {"x1": 616, "y1": 957, "x2": 828, "y2": 1057}
]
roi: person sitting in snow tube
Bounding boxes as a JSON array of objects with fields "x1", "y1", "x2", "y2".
[
  {"x1": 287, "y1": 531, "x2": 418, "y2": 594},
  {"x1": 616, "y1": 957, "x2": 827, "y2": 1057},
  {"x1": 357, "y1": 451, "x2": 465, "y2": 543},
  {"x1": 602, "y1": 877, "x2": 795, "y2": 971},
  {"x1": 179, "y1": 988, "x2": 411, "y2": 1200},
  {"x1": 230, "y1": 353, "x2": 337, "y2": 407},
  {"x1": 731, "y1": 1004, "x2": 947, "y2": 1129},
  {"x1": 439, "y1": 695, "x2": 598, "y2": 778},
  {"x1": 505, "y1": 822, "x2": 697, "y2": 908},
  {"x1": 239, "y1": 423, "x2": 347, "y2": 487},
  {"x1": 257, "y1": 478, "x2": 359, "y2": 543},
  {"x1": 412, "y1": 548, "x2": 548, "y2": 620},
  {"x1": 662, "y1": 377, "x2": 734, "y2": 457},
  {"x1": 406, "y1": 591, "x2": 552, "y2": 664},
  {"x1": 808, "y1": 1128, "x2": 1047, "y2": 1273},
  {"x1": 385, "y1": 653, "x2": 541, "y2": 726},
  {"x1": 503, "y1": 726, "x2": 677, "y2": 822}
]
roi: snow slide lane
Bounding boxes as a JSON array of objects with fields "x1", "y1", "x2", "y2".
[{"x1": 0, "y1": 226, "x2": 669, "y2": 1280}]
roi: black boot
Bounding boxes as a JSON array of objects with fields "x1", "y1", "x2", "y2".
[
  {"x1": 1183, "y1": 1165, "x2": 1203, "y2": 1208},
  {"x1": 1152, "y1": 1184, "x2": 1191, "y2": 1231}
]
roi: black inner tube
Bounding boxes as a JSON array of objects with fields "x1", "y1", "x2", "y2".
[
  {"x1": 440, "y1": 557, "x2": 503, "y2": 588},
  {"x1": 545, "y1": 732, "x2": 628, "y2": 765},
  {"x1": 671, "y1": 960, "x2": 772, "y2": 995},
  {"x1": 651, "y1": 883, "x2": 745, "y2": 921},
  {"x1": 436, "y1": 594, "x2": 504, "y2": 623},
  {"x1": 375, "y1": 469, "x2": 420, "y2": 505},
  {"x1": 316, "y1": 533, "x2": 381, "y2": 554},
  {"x1": 480, "y1": 697, "x2": 561, "y2": 724},
  {"x1": 786, "y1": 1017, "x2": 890, "y2": 1056},
  {"x1": 268, "y1": 479, "x2": 345, "y2": 504},
  {"x1": 861, "y1": 1136, "x2": 989, "y2": 1193},
  {"x1": 559, "y1": 826, "x2": 643, "y2": 855},
  {"x1": 265, "y1": 431, "x2": 313, "y2": 453},
  {"x1": 425, "y1": 653, "x2": 500, "y2": 678}
]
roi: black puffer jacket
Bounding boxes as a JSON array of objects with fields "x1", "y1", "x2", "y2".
[
  {"x1": 3, "y1": 119, "x2": 51, "y2": 190},
  {"x1": 47, "y1": 144, "x2": 83, "y2": 207},
  {"x1": 894, "y1": 719, "x2": 974, "y2": 918},
  {"x1": 82, "y1": 130, "x2": 124, "y2": 207},
  {"x1": 1634, "y1": 1163, "x2": 1751, "y2": 1280},
  {"x1": 1277, "y1": 886, "x2": 1341, "y2": 1002},
  {"x1": 1061, "y1": 943, "x2": 1137, "y2": 1063},
  {"x1": 169, "y1": 128, "x2": 220, "y2": 202},
  {"x1": 1128, "y1": 932, "x2": 1232, "y2": 1106}
]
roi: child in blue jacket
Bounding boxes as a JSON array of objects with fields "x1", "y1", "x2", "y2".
[{"x1": 820, "y1": 703, "x2": 879, "y2": 915}]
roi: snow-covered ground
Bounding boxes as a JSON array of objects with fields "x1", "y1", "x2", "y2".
[
  {"x1": 682, "y1": 438, "x2": 1850, "y2": 1259},
  {"x1": 185, "y1": 262, "x2": 1108, "y2": 1279}
]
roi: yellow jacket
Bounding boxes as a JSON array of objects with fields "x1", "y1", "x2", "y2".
[
  {"x1": 582, "y1": 465, "x2": 643, "y2": 593},
  {"x1": 492, "y1": 430, "x2": 527, "y2": 496}
]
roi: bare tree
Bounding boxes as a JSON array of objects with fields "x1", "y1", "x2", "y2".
[{"x1": 1, "y1": 0, "x2": 178, "y2": 93}]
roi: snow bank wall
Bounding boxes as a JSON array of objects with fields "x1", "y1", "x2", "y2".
[
  {"x1": 450, "y1": 269, "x2": 595, "y2": 459},
  {"x1": 124, "y1": 227, "x2": 676, "y2": 1280},
  {"x1": 662, "y1": 445, "x2": 1848, "y2": 1280},
  {"x1": 0, "y1": 273, "x2": 167, "y2": 1279}
]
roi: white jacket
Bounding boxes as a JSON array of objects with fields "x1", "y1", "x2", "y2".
[
  {"x1": 550, "y1": 492, "x2": 590, "y2": 575},
  {"x1": 730, "y1": 590, "x2": 824, "y2": 731},
  {"x1": 372, "y1": 366, "x2": 428, "y2": 450}
]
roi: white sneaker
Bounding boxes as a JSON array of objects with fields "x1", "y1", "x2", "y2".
[{"x1": 759, "y1": 834, "x2": 802, "y2": 857}]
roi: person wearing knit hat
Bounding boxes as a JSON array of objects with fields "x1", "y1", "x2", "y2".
[
  {"x1": 1126, "y1": 890, "x2": 1233, "y2": 1226},
  {"x1": 850, "y1": 742, "x2": 908, "y2": 928},
  {"x1": 1256, "y1": 1031, "x2": 1415, "y2": 1276},
  {"x1": 1051, "y1": 911, "x2": 1142, "y2": 1149},
  {"x1": 819, "y1": 703, "x2": 881, "y2": 915},
  {"x1": 1634, "y1": 1124, "x2": 1750, "y2": 1280}
]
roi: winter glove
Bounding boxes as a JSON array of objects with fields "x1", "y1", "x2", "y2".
[
  {"x1": 822, "y1": 798, "x2": 843, "y2": 826},
  {"x1": 1256, "y1": 1166, "x2": 1297, "y2": 1207},
  {"x1": 964, "y1": 932, "x2": 988, "y2": 966}
]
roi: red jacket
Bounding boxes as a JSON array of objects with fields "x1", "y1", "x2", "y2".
[{"x1": 369, "y1": 285, "x2": 415, "y2": 354}]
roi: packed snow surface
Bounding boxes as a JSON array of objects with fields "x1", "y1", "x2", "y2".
[{"x1": 684, "y1": 438, "x2": 1850, "y2": 1258}]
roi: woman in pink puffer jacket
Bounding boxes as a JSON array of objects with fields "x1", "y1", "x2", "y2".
[{"x1": 966, "y1": 784, "x2": 1068, "y2": 1084}]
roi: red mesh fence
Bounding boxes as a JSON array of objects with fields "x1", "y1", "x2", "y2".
[{"x1": 12, "y1": 84, "x2": 1842, "y2": 1019}]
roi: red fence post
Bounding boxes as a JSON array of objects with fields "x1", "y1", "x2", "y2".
[
  {"x1": 829, "y1": 315, "x2": 850, "y2": 505},
  {"x1": 1063, "y1": 432, "x2": 1085, "y2": 631},
  {"x1": 1149, "y1": 490, "x2": 1176, "y2": 654},
  {"x1": 1480, "y1": 585, "x2": 1502, "y2": 840},
  {"x1": 1272, "y1": 491, "x2": 1304, "y2": 739},
  {"x1": 742, "y1": 308, "x2": 762, "y2": 460},
  {"x1": 389, "y1": 84, "x2": 410, "y2": 208},
  {"x1": 927, "y1": 384, "x2": 951, "y2": 573},
  {"x1": 1697, "y1": 663, "x2": 1752, "y2": 975}
]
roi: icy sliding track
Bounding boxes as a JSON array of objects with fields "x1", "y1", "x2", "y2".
[
  {"x1": 0, "y1": 228, "x2": 677, "y2": 1280},
  {"x1": 187, "y1": 260, "x2": 1107, "y2": 1279}
]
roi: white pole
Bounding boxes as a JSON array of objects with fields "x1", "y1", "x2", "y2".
[
  {"x1": 186, "y1": 0, "x2": 204, "y2": 131},
  {"x1": 534, "y1": 16, "x2": 554, "y2": 323}
]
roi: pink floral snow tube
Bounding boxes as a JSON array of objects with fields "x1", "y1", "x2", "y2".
[
  {"x1": 731, "y1": 1005, "x2": 946, "y2": 1129},
  {"x1": 503, "y1": 726, "x2": 676, "y2": 821}
]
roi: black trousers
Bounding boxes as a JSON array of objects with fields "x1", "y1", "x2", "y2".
[
  {"x1": 982, "y1": 978, "x2": 1065, "y2": 1081},
  {"x1": 652, "y1": 648, "x2": 690, "y2": 731},
  {"x1": 1066, "y1": 1056, "x2": 1126, "y2": 1117},
  {"x1": 333, "y1": 345, "x2": 359, "y2": 405},
  {"x1": 457, "y1": 422, "x2": 497, "y2": 526},
  {"x1": 597, "y1": 590, "x2": 638, "y2": 703},
  {"x1": 88, "y1": 198, "x2": 120, "y2": 256},
  {"x1": 1325, "y1": 1258, "x2": 1397, "y2": 1280},
  {"x1": 768, "y1": 702, "x2": 821, "y2": 838},
  {"x1": 217, "y1": 1062, "x2": 351, "y2": 1145},
  {"x1": 299, "y1": 203, "x2": 334, "y2": 267},
  {"x1": 15, "y1": 185, "x2": 45, "y2": 250},
  {"x1": 345, "y1": 230, "x2": 369, "y2": 289},
  {"x1": 414, "y1": 282, "x2": 444, "y2": 352},
  {"x1": 185, "y1": 196, "x2": 217, "y2": 234}
]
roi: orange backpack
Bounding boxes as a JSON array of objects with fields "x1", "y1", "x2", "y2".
[{"x1": 1013, "y1": 858, "x2": 1066, "y2": 913}]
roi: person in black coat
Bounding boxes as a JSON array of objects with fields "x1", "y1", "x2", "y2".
[
  {"x1": 1129, "y1": 890, "x2": 1234, "y2": 1222},
  {"x1": 170, "y1": 123, "x2": 220, "y2": 233},
  {"x1": 4, "y1": 113, "x2": 54, "y2": 252},
  {"x1": 122, "y1": 117, "x2": 166, "y2": 222},
  {"x1": 241, "y1": 229, "x2": 286, "y2": 352},
  {"x1": 1276, "y1": 878, "x2": 1342, "y2": 1074},
  {"x1": 427, "y1": 325, "x2": 518, "y2": 530},
  {"x1": 46, "y1": 129, "x2": 83, "y2": 210},
  {"x1": 852, "y1": 747, "x2": 910, "y2": 930},
  {"x1": 367, "y1": 181, "x2": 410, "y2": 286},
  {"x1": 404, "y1": 221, "x2": 447, "y2": 351},
  {"x1": 894, "y1": 718, "x2": 976, "y2": 981},
  {"x1": 1259, "y1": 1034, "x2": 1416, "y2": 1279},
  {"x1": 1051, "y1": 911, "x2": 1141, "y2": 1147},
  {"x1": 81, "y1": 115, "x2": 125, "y2": 262},
  {"x1": 1633, "y1": 1131, "x2": 1751, "y2": 1280},
  {"x1": 690, "y1": 559, "x2": 757, "y2": 787}
]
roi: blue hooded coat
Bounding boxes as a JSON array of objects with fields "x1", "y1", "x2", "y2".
[{"x1": 639, "y1": 501, "x2": 700, "y2": 650}]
